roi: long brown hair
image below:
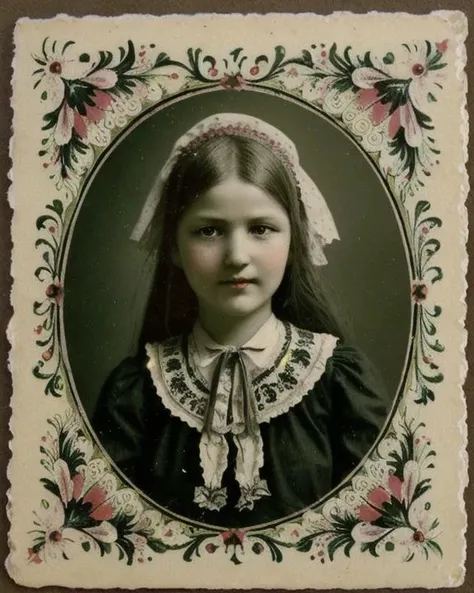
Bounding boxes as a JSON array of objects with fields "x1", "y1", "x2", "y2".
[{"x1": 140, "y1": 134, "x2": 346, "y2": 344}]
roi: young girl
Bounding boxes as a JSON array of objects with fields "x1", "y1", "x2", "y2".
[{"x1": 93, "y1": 113, "x2": 390, "y2": 528}]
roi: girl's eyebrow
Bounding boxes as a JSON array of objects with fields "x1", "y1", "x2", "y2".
[
  {"x1": 191, "y1": 214, "x2": 285, "y2": 224},
  {"x1": 192, "y1": 215, "x2": 227, "y2": 224}
]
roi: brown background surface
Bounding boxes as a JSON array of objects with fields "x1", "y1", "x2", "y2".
[{"x1": 0, "y1": 1, "x2": 471, "y2": 591}]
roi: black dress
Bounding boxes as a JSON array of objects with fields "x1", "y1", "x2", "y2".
[{"x1": 93, "y1": 325, "x2": 390, "y2": 529}]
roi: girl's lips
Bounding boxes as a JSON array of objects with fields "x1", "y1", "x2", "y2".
[
  {"x1": 221, "y1": 278, "x2": 256, "y2": 284},
  {"x1": 220, "y1": 278, "x2": 256, "y2": 289}
]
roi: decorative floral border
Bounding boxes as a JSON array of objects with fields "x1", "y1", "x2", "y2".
[
  {"x1": 29, "y1": 406, "x2": 440, "y2": 565},
  {"x1": 29, "y1": 38, "x2": 448, "y2": 564}
]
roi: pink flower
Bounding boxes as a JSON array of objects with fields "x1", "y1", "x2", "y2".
[
  {"x1": 357, "y1": 88, "x2": 391, "y2": 126},
  {"x1": 221, "y1": 529, "x2": 245, "y2": 547},
  {"x1": 358, "y1": 504, "x2": 382, "y2": 523},
  {"x1": 56, "y1": 86, "x2": 114, "y2": 144},
  {"x1": 412, "y1": 282, "x2": 428, "y2": 303},
  {"x1": 82, "y1": 69, "x2": 117, "y2": 90},
  {"x1": 45, "y1": 281, "x2": 63, "y2": 306},
  {"x1": 388, "y1": 102, "x2": 423, "y2": 147},
  {"x1": 71, "y1": 471, "x2": 114, "y2": 521},
  {"x1": 358, "y1": 475, "x2": 404, "y2": 522},
  {"x1": 55, "y1": 103, "x2": 75, "y2": 146},
  {"x1": 41, "y1": 347, "x2": 53, "y2": 362},
  {"x1": 367, "y1": 486, "x2": 391, "y2": 508},
  {"x1": 221, "y1": 529, "x2": 245, "y2": 564},
  {"x1": 357, "y1": 88, "x2": 379, "y2": 108},
  {"x1": 250, "y1": 65, "x2": 260, "y2": 76},
  {"x1": 73, "y1": 90, "x2": 113, "y2": 139},
  {"x1": 28, "y1": 547, "x2": 42, "y2": 564},
  {"x1": 72, "y1": 473, "x2": 85, "y2": 501},
  {"x1": 388, "y1": 474, "x2": 403, "y2": 502},
  {"x1": 207, "y1": 68, "x2": 218, "y2": 77},
  {"x1": 286, "y1": 67, "x2": 298, "y2": 78},
  {"x1": 436, "y1": 39, "x2": 448, "y2": 53},
  {"x1": 82, "y1": 484, "x2": 114, "y2": 521},
  {"x1": 220, "y1": 74, "x2": 245, "y2": 90},
  {"x1": 73, "y1": 111, "x2": 87, "y2": 138},
  {"x1": 31, "y1": 499, "x2": 76, "y2": 561}
]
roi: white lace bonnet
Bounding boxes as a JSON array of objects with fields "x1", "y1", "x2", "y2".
[{"x1": 130, "y1": 112, "x2": 339, "y2": 265}]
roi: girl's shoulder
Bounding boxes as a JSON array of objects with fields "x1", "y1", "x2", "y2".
[
  {"x1": 286, "y1": 324, "x2": 389, "y2": 402},
  {"x1": 99, "y1": 351, "x2": 153, "y2": 405},
  {"x1": 324, "y1": 341, "x2": 375, "y2": 375}
]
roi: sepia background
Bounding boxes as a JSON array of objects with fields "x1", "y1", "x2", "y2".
[
  {"x1": 63, "y1": 89, "x2": 411, "y2": 418},
  {"x1": 0, "y1": 1, "x2": 472, "y2": 592}
]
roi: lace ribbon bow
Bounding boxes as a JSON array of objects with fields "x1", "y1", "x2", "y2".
[{"x1": 194, "y1": 345, "x2": 271, "y2": 512}]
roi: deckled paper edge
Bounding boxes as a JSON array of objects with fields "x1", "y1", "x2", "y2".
[
  {"x1": 450, "y1": 9, "x2": 469, "y2": 589},
  {"x1": 8, "y1": 9, "x2": 471, "y2": 25},
  {"x1": 5, "y1": 16, "x2": 21, "y2": 587},
  {"x1": 3, "y1": 10, "x2": 470, "y2": 588}
]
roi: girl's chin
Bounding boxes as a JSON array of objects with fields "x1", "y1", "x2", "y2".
[{"x1": 209, "y1": 298, "x2": 270, "y2": 318}]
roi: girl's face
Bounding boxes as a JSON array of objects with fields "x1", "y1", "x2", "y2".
[{"x1": 175, "y1": 178, "x2": 291, "y2": 321}]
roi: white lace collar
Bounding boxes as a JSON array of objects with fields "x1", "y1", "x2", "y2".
[
  {"x1": 146, "y1": 322, "x2": 338, "y2": 429},
  {"x1": 146, "y1": 323, "x2": 338, "y2": 512}
]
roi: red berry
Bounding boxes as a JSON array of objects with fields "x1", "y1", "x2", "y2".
[
  {"x1": 412, "y1": 63, "x2": 425, "y2": 76},
  {"x1": 49, "y1": 61, "x2": 62, "y2": 74}
]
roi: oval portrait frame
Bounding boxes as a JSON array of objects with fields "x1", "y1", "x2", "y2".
[{"x1": 31, "y1": 38, "x2": 446, "y2": 565}]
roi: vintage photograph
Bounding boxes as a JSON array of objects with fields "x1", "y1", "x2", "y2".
[
  {"x1": 6, "y1": 11, "x2": 467, "y2": 589},
  {"x1": 65, "y1": 93, "x2": 410, "y2": 528}
]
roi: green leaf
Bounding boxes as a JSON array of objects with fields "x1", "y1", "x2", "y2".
[
  {"x1": 295, "y1": 538, "x2": 312, "y2": 553},
  {"x1": 61, "y1": 40, "x2": 76, "y2": 55},
  {"x1": 422, "y1": 372, "x2": 443, "y2": 384},
  {"x1": 414, "y1": 200, "x2": 430, "y2": 222},
  {"x1": 41, "y1": 37, "x2": 49, "y2": 60},
  {"x1": 82, "y1": 541, "x2": 91, "y2": 552},
  {"x1": 383, "y1": 52, "x2": 395, "y2": 65},
  {"x1": 429, "y1": 339, "x2": 445, "y2": 352},
  {"x1": 385, "y1": 541, "x2": 395, "y2": 551},
  {"x1": 147, "y1": 538, "x2": 168, "y2": 554},
  {"x1": 229, "y1": 47, "x2": 244, "y2": 62},
  {"x1": 50, "y1": 199, "x2": 64, "y2": 216},
  {"x1": 429, "y1": 63, "x2": 447, "y2": 71},
  {"x1": 426, "y1": 266, "x2": 443, "y2": 283},
  {"x1": 427, "y1": 92, "x2": 437, "y2": 103}
]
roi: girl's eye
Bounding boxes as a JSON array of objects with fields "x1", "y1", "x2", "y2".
[
  {"x1": 197, "y1": 226, "x2": 220, "y2": 237},
  {"x1": 250, "y1": 225, "x2": 272, "y2": 236}
]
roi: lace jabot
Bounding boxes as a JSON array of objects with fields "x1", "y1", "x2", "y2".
[{"x1": 146, "y1": 316, "x2": 338, "y2": 512}]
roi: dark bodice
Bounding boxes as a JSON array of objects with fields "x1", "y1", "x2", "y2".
[{"x1": 93, "y1": 343, "x2": 390, "y2": 528}]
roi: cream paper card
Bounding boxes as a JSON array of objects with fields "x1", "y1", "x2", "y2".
[{"x1": 6, "y1": 11, "x2": 468, "y2": 589}]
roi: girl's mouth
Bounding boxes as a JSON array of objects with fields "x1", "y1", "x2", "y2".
[{"x1": 221, "y1": 278, "x2": 256, "y2": 289}]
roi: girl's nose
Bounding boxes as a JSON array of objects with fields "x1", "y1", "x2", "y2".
[{"x1": 224, "y1": 232, "x2": 251, "y2": 267}]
